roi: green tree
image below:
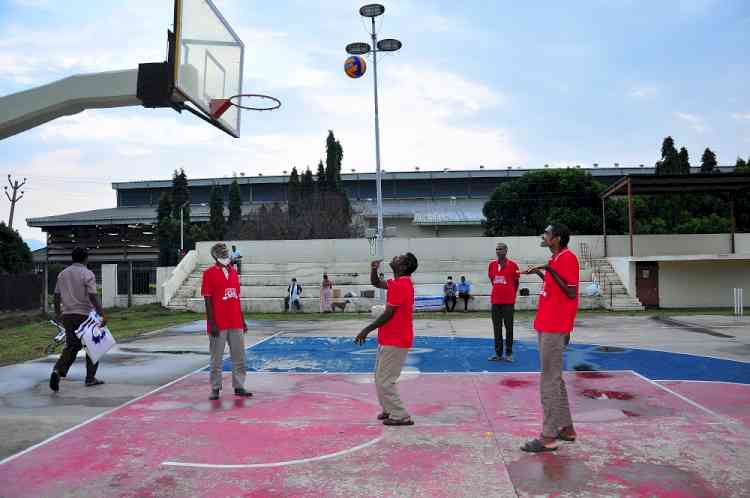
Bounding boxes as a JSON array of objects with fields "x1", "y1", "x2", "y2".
[
  {"x1": 325, "y1": 130, "x2": 344, "y2": 190},
  {"x1": 228, "y1": 178, "x2": 242, "y2": 229},
  {"x1": 316, "y1": 160, "x2": 327, "y2": 192},
  {"x1": 656, "y1": 136, "x2": 679, "y2": 175},
  {"x1": 0, "y1": 222, "x2": 32, "y2": 274},
  {"x1": 482, "y1": 169, "x2": 613, "y2": 236},
  {"x1": 700, "y1": 148, "x2": 718, "y2": 173},
  {"x1": 207, "y1": 186, "x2": 226, "y2": 240},
  {"x1": 677, "y1": 147, "x2": 690, "y2": 174},
  {"x1": 735, "y1": 157, "x2": 749, "y2": 172},
  {"x1": 156, "y1": 192, "x2": 177, "y2": 266},
  {"x1": 171, "y1": 169, "x2": 190, "y2": 219}
]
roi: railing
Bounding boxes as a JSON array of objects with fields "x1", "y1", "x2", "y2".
[{"x1": 161, "y1": 250, "x2": 198, "y2": 307}]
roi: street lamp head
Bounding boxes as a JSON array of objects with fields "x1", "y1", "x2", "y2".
[
  {"x1": 359, "y1": 4, "x2": 385, "y2": 17},
  {"x1": 377, "y1": 38, "x2": 402, "y2": 52},
  {"x1": 346, "y1": 42, "x2": 371, "y2": 55}
]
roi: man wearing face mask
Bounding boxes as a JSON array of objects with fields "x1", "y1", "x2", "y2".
[{"x1": 201, "y1": 242, "x2": 252, "y2": 401}]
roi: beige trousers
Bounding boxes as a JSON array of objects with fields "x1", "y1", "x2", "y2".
[
  {"x1": 209, "y1": 329, "x2": 246, "y2": 391},
  {"x1": 375, "y1": 345, "x2": 410, "y2": 419},
  {"x1": 538, "y1": 332, "x2": 573, "y2": 438}
]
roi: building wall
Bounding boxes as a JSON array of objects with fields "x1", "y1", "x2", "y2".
[
  {"x1": 605, "y1": 234, "x2": 735, "y2": 257},
  {"x1": 198, "y1": 233, "x2": 747, "y2": 266},
  {"x1": 658, "y1": 260, "x2": 750, "y2": 308},
  {"x1": 197, "y1": 235, "x2": 609, "y2": 265},
  {"x1": 607, "y1": 257, "x2": 636, "y2": 296}
]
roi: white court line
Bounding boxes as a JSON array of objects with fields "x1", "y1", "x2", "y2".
[
  {"x1": 629, "y1": 370, "x2": 742, "y2": 430},
  {"x1": 245, "y1": 370, "x2": 637, "y2": 375},
  {"x1": 0, "y1": 330, "x2": 285, "y2": 466},
  {"x1": 653, "y1": 379, "x2": 750, "y2": 386},
  {"x1": 162, "y1": 434, "x2": 384, "y2": 469}
]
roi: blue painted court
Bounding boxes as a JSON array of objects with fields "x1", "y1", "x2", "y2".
[{"x1": 224, "y1": 336, "x2": 750, "y2": 384}]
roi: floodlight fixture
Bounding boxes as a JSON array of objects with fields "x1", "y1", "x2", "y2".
[
  {"x1": 377, "y1": 38, "x2": 402, "y2": 52},
  {"x1": 346, "y1": 42, "x2": 372, "y2": 55},
  {"x1": 359, "y1": 4, "x2": 385, "y2": 17}
]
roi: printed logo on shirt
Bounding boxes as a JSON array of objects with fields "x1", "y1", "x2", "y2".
[
  {"x1": 222, "y1": 288, "x2": 239, "y2": 301},
  {"x1": 494, "y1": 275, "x2": 507, "y2": 285}
]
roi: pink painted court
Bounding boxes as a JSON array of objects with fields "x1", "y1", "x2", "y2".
[{"x1": 2, "y1": 363, "x2": 749, "y2": 497}]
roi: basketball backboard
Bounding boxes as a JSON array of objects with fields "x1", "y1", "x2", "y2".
[{"x1": 172, "y1": 0, "x2": 244, "y2": 137}]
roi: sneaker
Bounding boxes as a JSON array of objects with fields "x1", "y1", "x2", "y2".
[
  {"x1": 234, "y1": 388, "x2": 253, "y2": 397},
  {"x1": 488, "y1": 355, "x2": 502, "y2": 361},
  {"x1": 504, "y1": 355, "x2": 514, "y2": 363},
  {"x1": 209, "y1": 390, "x2": 220, "y2": 400},
  {"x1": 85, "y1": 378, "x2": 105, "y2": 387},
  {"x1": 49, "y1": 371, "x2": 60, "y2": 392}
]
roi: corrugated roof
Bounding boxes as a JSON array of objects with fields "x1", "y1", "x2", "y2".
[{"x1": 26, "y1": 205, "x2": 256, "y2": 227}]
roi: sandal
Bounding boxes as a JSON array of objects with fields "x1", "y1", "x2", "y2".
[
  {"x1": 520, "y1": 438, "x2": 558, "y2": 453},
  {"x1": 383, "y1": 416, "x2": 414, "y2": 426},
  {"x1": 556, "y1": 430, "x2": 577, "y2": 442},
  {"x1": 377, "y1": 411, "x2": 390, "y2": 420}
]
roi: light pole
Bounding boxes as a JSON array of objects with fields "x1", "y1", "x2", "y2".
[{"x1": 347, "y1": 4, "x2": 401, "y2": 300}]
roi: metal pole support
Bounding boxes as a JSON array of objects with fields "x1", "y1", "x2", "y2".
[{"x1": 734, "y1": 288, "x2": 744, "y2": 318}]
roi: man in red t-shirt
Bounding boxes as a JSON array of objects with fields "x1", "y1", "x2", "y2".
[
  {"x1": 521, "y1": 224, "x2": 579, "y2": 453},
  {"x1": 487, "y1": 242, "x2": 520, "y2": 362},
  {"x1": 355, "y1": 252, "x2": 419, "y2": 427},
  {"x1": 201, "y1": 243, "x2": 252, "y2": 401}
]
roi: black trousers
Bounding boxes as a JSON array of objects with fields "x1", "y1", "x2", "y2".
[
  {"x1": 284, "y1": 297, "x2": 301, "y2": 311},
  {"x1": 53, "y1": 314, "x2": 99, "y2": 382},
  {"x1": 459, "y1": 292, "x2": 471, "y2": 311},
  {"x1": 444, "y1": 295, "x2": 457, "y2": 312},
  {"x1": 491, "y1": 304, "x2": 514, "y2": 356}
]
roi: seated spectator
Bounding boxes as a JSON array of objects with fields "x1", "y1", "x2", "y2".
[
  {"x1": 443, "y1": 276, "x2": 458, "y2": 312},
  {"x1": 457, "y1": 276, "x2": 472, "y2": 312},
  {"x1": 284, "y1": 278, "x2": 303, "y2": 312}
]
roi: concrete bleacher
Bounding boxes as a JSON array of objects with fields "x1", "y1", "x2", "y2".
[{"x1": 166, "y1": 247, "x2": 643, "y2": 313}]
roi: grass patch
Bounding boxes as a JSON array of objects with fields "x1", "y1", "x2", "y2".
[{"x1": 0, "y1": 304, "x2": 198, "y2": 366}]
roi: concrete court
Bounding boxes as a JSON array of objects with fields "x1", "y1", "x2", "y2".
[{"x1": 0, "y1": 313, "x2": 749, "y2": 497}]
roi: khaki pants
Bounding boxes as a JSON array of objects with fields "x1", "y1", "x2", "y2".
[
  {"x1": 375, "y1": 345, "x2": 410, "y2": 419},
  {"x1": 209, "y1": 329, "x2": 246, "y2": 391},
  {"x1": 538, "y1": 332, "x2": 573, "y2": 438}
]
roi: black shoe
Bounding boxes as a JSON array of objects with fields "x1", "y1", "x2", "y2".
[
  {"x1": 234, "y1": 388, "x2": 253, "y2": 397},
  {"x1": 209, "y1": 390, "x2": 220, "y2": 400},
  {"x1": 85, "y1": 378, "x2": 105, "y2": 387},
  {"x1": 49, "y1": 371, "x2": 60, "y2": 392}
]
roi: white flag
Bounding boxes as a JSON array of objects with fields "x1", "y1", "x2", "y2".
[{"x1": 75, "y1": 312, "x2": 116, "y2": 364}]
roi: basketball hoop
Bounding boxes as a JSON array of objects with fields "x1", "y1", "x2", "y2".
[{"x1": 209, "y1": 94, "x2": 281, "y2": 119}]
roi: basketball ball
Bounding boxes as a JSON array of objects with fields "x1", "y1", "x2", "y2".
[{"x1": 345, "y1": 56, "x2": 366, "y2": 78}]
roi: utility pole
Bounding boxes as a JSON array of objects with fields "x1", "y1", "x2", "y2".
[{"x1": 4, "y1": 174, "x2": 26, "y2": 229}]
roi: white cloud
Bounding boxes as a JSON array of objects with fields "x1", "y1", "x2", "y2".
[
  {"x1": 732, "y1": 112, "x2": 750, "y2": 120},
  {"x1": 628, "y1": 87, "x2": 658, "y2": 99},
  {"x1": 675, "y1": 112, "x2": 710, "y2": 134}
]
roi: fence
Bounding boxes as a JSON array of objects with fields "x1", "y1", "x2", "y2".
[
  {"x1": 117, "y1": 263, "x2": 157, "y2": 296},
  {"x1": 0, "y1": 273, "x2": 43, "y2": 311}
]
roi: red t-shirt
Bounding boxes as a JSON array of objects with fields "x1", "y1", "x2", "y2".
[
  {"x1": 378, "y1": 276, "x2": 415, "y2": 349},
  {"x1": 533, "y1": 249, "x2": 580, "y2": 334},
  {"x1": 200, "y1": 265, "x2": 244, "y2": 334},
  {"x1": 488, "y1": 259, "x2": 520, "y2": 305}
]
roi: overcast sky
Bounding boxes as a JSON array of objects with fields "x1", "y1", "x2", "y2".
[{"x1": 1, "y1": 0, "x2": 749, "y2": 244}]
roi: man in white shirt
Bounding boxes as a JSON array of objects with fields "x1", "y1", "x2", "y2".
[
  {"x1": 284, "y1": 278, "x2": 303, "y2": 311},
  {"x1": 230, "y1": 245, "x2": 242, "y2": 274}
]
